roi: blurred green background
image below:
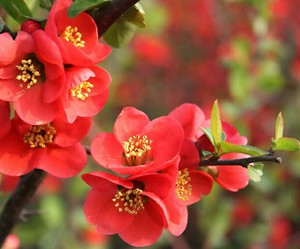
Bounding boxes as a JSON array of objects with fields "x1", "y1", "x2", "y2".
[{"x1": 0, "y1": 0, "x2": 300, "y2": 248}]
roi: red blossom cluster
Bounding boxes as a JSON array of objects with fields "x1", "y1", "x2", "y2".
[
  {"x1": 1, "y1": 0, "x2": 297, "y2": 248},
  {"x1": 83, "y1": 104, "x2": 249, "y2": 246},
  {"x1": 0, "y1": 0, "x2": 110, "y2": 177}
]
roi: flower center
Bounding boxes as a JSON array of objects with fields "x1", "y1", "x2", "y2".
[
  {"x1": 112, "y1": 187, "x2": 145, "y2": 214},
  {"x1": 176, "y1": 168, "x2": 192, "y2": 201},
  {"x1": 123, "y1": 135, "x2": 152, "y2": 166},
  {"x1": 61, "y1": 26, "x2": 85, "y2": 48},
  {"x1": 23, "y1": 123, "x2": 56, "y2": 148},
  {"x1": 16, "y1": 57, "x2": 43, "y2": 89},
  {"x1": 70, "y1": 81, "x2": 93, "y2": 101}
]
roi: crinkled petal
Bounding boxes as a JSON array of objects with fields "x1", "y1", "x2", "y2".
[
  {"x1": 215, "y1": 166, "x2": 249, "y2": 191},
  {"x1": 169, "y1": 103, "x2": 206, "y2": 140},
  {"x1": 54, "y1": 117, "x2": 91, "y2": 147},
  {"x1": 13, "y1": 83, "x2": 58, "y2": 125},
  {"x1": 144, "y1": 116, "x2": 184, "y2": 165},
  {"x1": 84, "y1": 189, "x2": 134, "y2": 235},
  {"x1": 184, "y1": 170, "x2": 213, "y2": 205},
  {"x1": 118, "y1": 196, "x2": 166, "y2": 247},
  {"x1": 114, "y1": 107, "x2": 150, "y2": 143},
  {"x1": 0, "y1": 131, "x2": 34, "y2": 176},
  {"x1": 36, "y1": 144, "x2": 87, "y2": 178},
  {"x1": 91, "y1": 132, "x2": 125, "y2": 168},
  {"x1": 0, "y1": 32, "x2": 17, "y2": 66}
]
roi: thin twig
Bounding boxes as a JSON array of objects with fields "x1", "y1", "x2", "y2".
[{"x1": 199, "y1": 155, "x2": 282, "y2": 168}]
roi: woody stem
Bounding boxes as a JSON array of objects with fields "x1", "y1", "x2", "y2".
[
  {"x1": 0, "y1": 169, "x2": 47, "y2": 246},
  {"x1": 199, "y1": 154, "x2": 282, "y2": 168},
  {"x1": 92, "y1": 0, "x2": 140, "y2": 37}
]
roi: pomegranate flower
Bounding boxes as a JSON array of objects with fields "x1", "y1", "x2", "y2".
[
  {"x1": 59, "y1": 65, "x2": 111, "y2": 123},
  {"x1": 0, "y1": 30, "x2": 65, "y2": 125},
  {"x1": 82, "y1": 170, "x2": 175, "y2": 247},
  {"x1": 0, "y1": 100, "x2": 11, "y2": 139},
  {"x1": 45, "y1": 0, "x2": 111, "y2": 66},
  {"x1": 91, "y1": 107, "x2": 184, "y2": 175},
  {"x1": 0, "y1": 115, "x2": 91, "y2": 177}
]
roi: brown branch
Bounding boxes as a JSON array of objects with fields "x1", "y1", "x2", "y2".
[
  {"x1": 0, "y1": 169, "x2": 46, "y2": 247},
  {"x1": 199, "y1": 154, "x2": 282, "y2": 168},
  {"x1": 92, "y1": 0, "x2": 140, "y2": 37}
]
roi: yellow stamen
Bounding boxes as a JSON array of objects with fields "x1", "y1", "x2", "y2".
[
  {"x1": 112, "y1": 188, "x2": 145, "y2": 214},
  {"x1": 70, "y1": 81, "x2": 93, "y2": 101},
  {"x1": 16, "y1": 59, "x2": 41, "y2": 89},
  {"x1": 176, "y1": 168, "x2": 192, "y2": 201},
  {"x1": 123, "y1": 135, "x2": 152, "y2": 166},
  {"x1": 61, "y1": 26, "x2": 85, "y2": 48},
  {"x1": 23, "y1": 123, "x2": 56, "y2": 148}
]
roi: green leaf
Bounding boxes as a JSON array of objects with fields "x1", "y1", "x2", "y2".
[
  {"x1": 272, "y1": 137, "x2": 300, "y2": 151},
  {"x1": 68, "y1": 0, "x2": 111, "y2": 18},
  {"x1": 275, "y1": 112, "x2": 284, "y2": 140},
  {"x1": 103, "y1": 19, "x2": 136, "y2": 48},
  {"x1": 0, "y1": 0, "x2": 32, "y2": 23},
  {"x1": 248, "y1": 163, "x2": 264, "y2": 182},
  {"x1": 123, "y1": 3, "x2": 146, "y2": 28},
  {"x1": 210, "y1": 100, "x2": 222, "y2": 151},
  {"x1": 201, "y1": 128, "x2": 215, "y2": 146},
  {"x1": 220, "y1": 142, "x2": 267, "y2": 156}
]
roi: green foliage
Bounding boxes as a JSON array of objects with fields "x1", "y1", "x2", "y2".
[
  {"x1": 104, "y1": 4, "x2": 146, "y2": 48},
  {"x1": 220, "y1": 142, "x2": 267, "y2": 156},
  {"x1": 272, "y1": 113, "x2": 300, "y2": 151},
  {"x1": 68, "y1": 0, "x2": 111, "y2": 18},
  {"x1": 210, "y1": 100, "x2": 223, "y2": 152},
  {"x1": 248, "y1": 163, "x2": 264, "y2": 182},
  {"x1": 0, "y1": 0, "x2": 32, "y2": 23},
  {"x1": 272, "y1": 137, "x2": 300, "y2": 152},
  {"x1": 103, "y1": 19, "x2": 136, "y2": 48}
]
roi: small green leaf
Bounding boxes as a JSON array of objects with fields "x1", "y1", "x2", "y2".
[
  {"x1": 68, "y1": 0, "x2": 111, "y2": 18},
  {"x1": 220, "y1": 142, "x2": 267, "y2": 156},
  {"x1": 272, "y1": 137, "x2": 300, "y2": 151},
  {"x1": 123, "y1": 3, "x2": 146, "y2": 28},
  {"x1": 0, "y1": 24, "x2": 5, "y2": 33},
  {"x1": 201, "y1": 128, "x2": 215, "y2": 146},
  {"x1": 210, "y1": 100, "x2": 222, "y2": 151},
  {"x1": 0, "y1": 0, "x2": 32, "y2": 23},
  {"x1": 248, "y1": 163, "x2": 264, "y2": 182},
  {"x1": 103, "y1": 19, "x2": 136, "y2": 48},
  {"x1": 275, "y1": 112, "x2": 284, "y2": 140}
]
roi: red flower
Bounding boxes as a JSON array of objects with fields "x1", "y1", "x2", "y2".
[
  {"x1": 45, "y1": 0, "x2": 111, "y2": 66},
  {"x1": 0, "y1": 100, "x2": 11, "y2": 139},
  {"x1": 59, "y1": 65, "x2": 111, "y2": 123},
  {"x1": 166, "y1": 104, "x2": 213, "y2": 235},
  {"x1": 82, "y1": 171, "x2": 174, "y2": 247},
  {"x1": 0, "y1": 30, "x2": 65, "y2": 125},
  {"x1": 90, "y1": 107, "x2": 184, "y2": 175},
  {"x1": 0, "y1": 115, "x2": 91, "y2": 177}
]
